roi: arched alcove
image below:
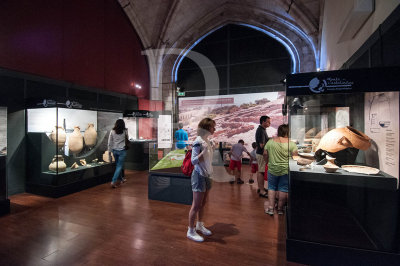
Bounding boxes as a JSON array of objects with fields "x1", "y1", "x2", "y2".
[{"x1": 176, "y1": 24, "x2": 292, "y2": 97}]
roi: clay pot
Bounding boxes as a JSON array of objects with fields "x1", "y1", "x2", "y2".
[
  {"x1": 49, "y1": 155, "x2": 66, "y2": 172},
  {"x1": 325, "y1": 155, "x2": 337, "y2": 166},
  {"x1": 68, "y1": 126, "x2": 83, "y2": 154},
  {"x1": 323, "y1": 164, "x2": 339, "y2": 173},
  {"x1": 71, "y1": 162, "x2": 79, "y2": 169},
  {"x1": 50, "y1": 126, "x2": 66, "y2": 148},
  {"x1": 102, "y1": 151, "x2": 115, "y2": 163},
  {"x1": 323, "y1": 155, "x2": 339, "y2": 173},
  {"x1": 305, "y1": 127, "x2": 317, "y2": 138},
  {"x1": 297, "y1": 158, "x2": 314, "y2": 166},
  {"x1": 84, "y1": 123, "x2": 97, "y2": 148},
  {"x1": 316, "y1": 126, "x2": 371, "y2": 153}
]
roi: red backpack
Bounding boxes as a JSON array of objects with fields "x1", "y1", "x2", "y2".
[
  {"x1": 181, "y1": 149, "x2": 194, "y2": 176},
  {"x1": 181, "y1": 143, "x2": 201, "y2": 176}
]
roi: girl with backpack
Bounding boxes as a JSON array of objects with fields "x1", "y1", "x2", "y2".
[{"x1": 187, "y1": 118, "x2": 216, "y2": 242}]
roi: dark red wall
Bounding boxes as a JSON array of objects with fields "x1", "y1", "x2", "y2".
[
  {"x1": 0, "y1": 0, "x2": 149, "y2": 98},
  {"x1": 138, "y1": 99, "x2": 164, "y2": 139}
]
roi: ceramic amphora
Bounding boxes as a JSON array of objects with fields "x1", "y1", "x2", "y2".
[
  {"x1": 50, "y1": 126, "x2": 66, "y2": 148},
  {"x1": 84, "y1": 123, "x2": 97, "y2": 148},
  {"x1": 69, "y1": 126, "x2": 84, "y2": 154}
]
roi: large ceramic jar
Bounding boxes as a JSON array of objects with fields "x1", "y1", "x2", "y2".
[
  {"x1": 69, "y1": 126, "x2": 84, "y2": 154},
  {"x1": 48, "y1": 155, "x2": 67, "y2": 172},
  {"x1": 84, "y1": 123, "x2": 97, "y2": 148},
  {"x1": 316, "y1": 126, "x2": 371, "y2": 153},
  {"x1": 50, "y1": 126, "x2": 66, "y2": 148}
]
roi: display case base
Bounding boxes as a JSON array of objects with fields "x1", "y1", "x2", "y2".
[
  {"x1": 287, "y1": 238, "x2": 400, "y2": 266},
  {"x1": 26, "y1": 164, "x2": 114, "y2": 198},
  {"x1": 0, "y1": 199, "x2": 10, "y2": 216},
  {"x1": 148, "y1": 168, "x2": 192, "y2": 205}
]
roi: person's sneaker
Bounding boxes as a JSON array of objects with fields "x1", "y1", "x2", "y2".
[
  {"x1": 265, "y1": 208, "x2": 274, "y2": 216},
  {"x1": 121, "y1": 178, "x2": 127, "y2": 183},
  {"x1": 196, "y1": 222, "x2": 212, "y2": 236},
  {"x1": 249, "y1": 179, "x2": 254, "y2": 184},
  {"x1": 187, "y1": 227, "x2": 204, "y2": 242},
  {"x1": 237, "y1": 178, "x2": 244, "y2": 184}
]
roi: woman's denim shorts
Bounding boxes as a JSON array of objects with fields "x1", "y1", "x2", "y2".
[
  {"x1": 191, "y1": 170, "x2": 212, "y2": 192},
  {"x1": 267, "y1": 172, "x2": 288, "y2": 193}
]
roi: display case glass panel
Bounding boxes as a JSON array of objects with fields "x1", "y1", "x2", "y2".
[
  {"x1": 26, "y1": 107, "x2": 122, "y2": 175},
  {"x1": 287, "y1": 85, "x2": 400, "y2": 255},
  {"x1": 123, "y1": 117, "x2": 137, "y2": 140},
  {"x1": 0, "y1": 107, "x2": 7, "y2": 204},
  {"x1": 0, "y1": 107, "x2": 6, "y2": 156},
  {"x1": 288, "y1": 91, "x2": 399, "y2": 181}
]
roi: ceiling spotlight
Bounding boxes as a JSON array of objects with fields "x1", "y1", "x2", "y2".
[
  {"x1": 317, "y1": 68, "x2": 321, "y2": 72},
  {"x1": 135, "y1": 84, "x2": 142, "y2": 89}
]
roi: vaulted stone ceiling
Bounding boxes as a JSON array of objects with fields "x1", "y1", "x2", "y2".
[{"x1": 118, "y1": 0, "x2": 323, "y2": 101}]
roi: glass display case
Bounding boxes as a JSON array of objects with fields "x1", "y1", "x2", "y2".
[
  {"x1": 26, "y1": 107, "x2": 122, "y2": 197},
  {"x1": 286, "y1": 67, "x2": 400, "y2": 265},
  {"x1": 123, "y1": 111, "x2": 158, "y2": 171},
  {"x1": 0, "y1": 106, "x2": 9, "y2": 215}
]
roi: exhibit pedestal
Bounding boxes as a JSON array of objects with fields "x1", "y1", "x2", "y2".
[
  {"x1": 287, "y1": 162, "x2": 400, "y2": 265},
  {"x1": 287, "y1": 238, "x2": 400, "y2": 266},
  {"x1": 26, "y1": 163, "x2": 114, "y2": 198},
  {"x1": 148, "y1": 168, "x2": 192, "y2": 205},
  {"x1": 0, "y1": 155, "x2": 10, "y2": 215}
]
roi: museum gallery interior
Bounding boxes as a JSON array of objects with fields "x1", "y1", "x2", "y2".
[{"x1": 1, "y1": 0, "x2": 400, "y2": 265}]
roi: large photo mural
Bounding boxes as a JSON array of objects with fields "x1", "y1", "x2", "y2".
[{"x1": 178, "y1": 92, "x2": 286, "y2": 153}]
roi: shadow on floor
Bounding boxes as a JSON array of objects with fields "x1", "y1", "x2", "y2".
[{"x1": 205, "y1": 222, "x2": 240, "y2": 244}]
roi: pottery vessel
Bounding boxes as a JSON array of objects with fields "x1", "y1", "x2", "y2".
[
  {"x1": 305, "y1": 127, "x2": 317, "y2": 138},
  {"x1": 49, "y1": 155, "x2": 66, "y2": 172},
  {"x1": 323, "y1": 155, "x2": 339, "y2": 173},
  {"x1": 102, "y1": 151, "x2": 115, "y2": 163},
  {"x1": 316, "y1": 126, "x2": 371, "y2": 153},
  {"x1": 71, "y1": 162, "x2": 79, "y2": 169},
  {"x1": 50, "y1": 126, "x2": 66, "y2": 148},
  {"x1": 69, "y1": 126, "x2": 84, "y2": 154},
  {"x1": 84, "y1": 123, "x2": 97, "y2": 148},
  {"x1": 325, "y1": 155, "x2": 337, "y2": 166},
  {"x1": 323, "y1": 164, "x2": 339, "y2": 173},
  {"x1": 297, "y1": 157, "x2": 314, "y2": 166}
]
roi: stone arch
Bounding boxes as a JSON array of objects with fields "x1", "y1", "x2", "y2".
[{"x1": 160, "y1": 5, "x2": 318, "y2": 87}]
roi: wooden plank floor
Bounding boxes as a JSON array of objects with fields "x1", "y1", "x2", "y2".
[{"x1": 0, "y1": 168, "x2": 304, "y2": 266}]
